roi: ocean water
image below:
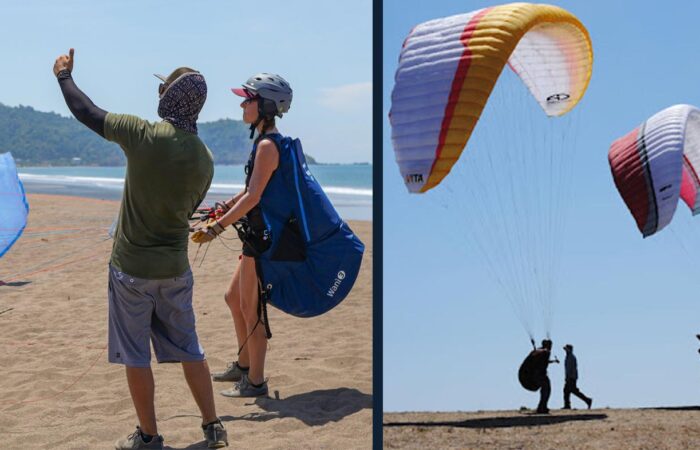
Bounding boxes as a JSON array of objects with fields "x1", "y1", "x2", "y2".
[{"x1": 18, "y1": 164, "x2": 372, "y2": 220}]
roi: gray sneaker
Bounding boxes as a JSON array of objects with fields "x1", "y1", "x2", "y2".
[
  {"x1": 220, "y1": 374, "x2": 269, "y2": 398},
  {"x1": 202, "y1": 419, "x2": 228, "y2": 448},
  {"x1": 114, "y1": 427, "x2": 164, "y2": 450},
  {"x1": 212, "y1": 361, "x2": 248, "y2": 382}
]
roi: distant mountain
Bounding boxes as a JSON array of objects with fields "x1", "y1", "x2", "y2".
[{"x1": 0, "y1": 103, "x2": 317, "y2": 165}]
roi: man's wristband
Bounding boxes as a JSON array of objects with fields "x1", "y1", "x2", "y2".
[{"x1": 56, "y1": 69, "x2": 72, "y2": 80}]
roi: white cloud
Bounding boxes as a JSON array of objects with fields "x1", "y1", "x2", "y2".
[{"x1": 317, "y1": 82, "x2": 372, "y2": 114}]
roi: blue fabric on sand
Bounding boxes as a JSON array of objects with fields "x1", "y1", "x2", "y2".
[{"x1": 0, "y1": 152, "x2": 29, "y2": 258}]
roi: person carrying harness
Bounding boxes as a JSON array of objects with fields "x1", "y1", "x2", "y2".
[
  {"x1": 192, "y1": 73, "x2": 290, "y2": 398},
  {"x1": 518, "y1": 338, "x2": 559, "y2": 414},
  {"x1": 192, "y1": 73, "x2": 364, "y2": 398}
]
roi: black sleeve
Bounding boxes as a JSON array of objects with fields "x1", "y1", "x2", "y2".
[{"x1": 56, "y1": 70, "x2": 107, "y2": 137}]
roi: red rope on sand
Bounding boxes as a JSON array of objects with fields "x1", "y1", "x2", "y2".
[
  {"x1": 3, "y1": 248, "x2": 110, "y2": 284},
  {"x1": 23, "y1": 226, "x2": 96, "y2": 233},
  {"x1": 20, "y1": 228, "x2": 106, "y2": 243},
  {"x1": 0, "y1": 345, "x2": 107, "y2": 406},
  {"x1": 26, "y1": 193, "x2": 119, "y2": 205},
  {"x1": 0, "y1": 196, "x2": 118, "y2": 406}
]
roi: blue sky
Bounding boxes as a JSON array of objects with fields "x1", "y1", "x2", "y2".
[
  {"x1": 384, "y1": 0, "x2": 700, "y2": 411},
  {"x1": 1, "y1": 0, "x2": 371, "y2": 163}
]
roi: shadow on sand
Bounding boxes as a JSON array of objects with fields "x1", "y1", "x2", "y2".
[
  {"x1": 384, "y1": 413, "x2": 608, "y2": 429},
  {"x1": 162, "y1": 388, "x2": 372, "y2": 448},
  {"x1": 166, "y1": 442, "x2": 214, "y2": 450},
  {"x1": 647, "y1": 405, "x2": 700, "y2": 412},
  {"x1": 0, "y1": 281, "x2": 31, "y2": 288},
  {"x1": 220, "y1": 387, "x2": 372, "y2": 426}
]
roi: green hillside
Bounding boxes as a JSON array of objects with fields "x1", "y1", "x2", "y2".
[{"x1": 0, "y1": 103, "x2": 316, "y2": 165}]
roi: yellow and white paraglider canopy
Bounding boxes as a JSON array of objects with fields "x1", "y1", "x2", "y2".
[{"x1": 390, "y1": 2, "x2": 593, "y2": 193}]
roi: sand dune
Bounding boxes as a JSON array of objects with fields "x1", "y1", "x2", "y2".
[{"x1": 0, "y1": 194, "x2": 372, "y2": 449}]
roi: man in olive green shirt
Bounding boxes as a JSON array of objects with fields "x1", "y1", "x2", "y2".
[
  {"x1": 54, "y1": 49, "x2": 227, "y2": 449},
  {"x1": 106, "y1": 112, "x2": 213, "y2": 278}
]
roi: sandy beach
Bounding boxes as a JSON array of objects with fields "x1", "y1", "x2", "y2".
[
  {"x1": 0, "y1": 194, "x2": 372, "y2": 449},
  {"x1": 384, "y1": 408, "x2": 700, "y2": 449}
]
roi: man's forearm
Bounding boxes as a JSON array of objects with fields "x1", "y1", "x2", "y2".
[{"x1": 57, "y1": 70, "x2": 107, "y2": 137}]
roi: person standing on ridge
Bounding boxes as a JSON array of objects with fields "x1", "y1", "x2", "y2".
[
  {"x1": 562, "y1": 344, "x2": 593, "y2": 410},
  {"x1": 53, "y1": 48, "x2": 227, "y2": 449}
]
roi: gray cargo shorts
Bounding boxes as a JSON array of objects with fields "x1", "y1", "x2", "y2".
[{"x1": 107, "y1": 263, "x2": 205, "y2": 367}]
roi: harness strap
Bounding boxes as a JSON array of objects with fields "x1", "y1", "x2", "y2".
[
  {"x1": 255, "y1": 259, "x2": 273, "y2": 340},
  {"x1": 249, "y1": 117, "x2": 262, "y2": 139},
  {"x1": 232, "y1": 220, "x2": 273, "y2": 358}
]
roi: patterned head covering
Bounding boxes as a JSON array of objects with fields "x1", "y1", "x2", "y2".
[{"x1": 157, "y1": 72, "x2": 207, "y2": 134}]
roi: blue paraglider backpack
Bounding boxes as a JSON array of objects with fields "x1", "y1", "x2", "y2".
[{"x1": 239, "y1": 133, "x2": 365, "y2": 321}]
